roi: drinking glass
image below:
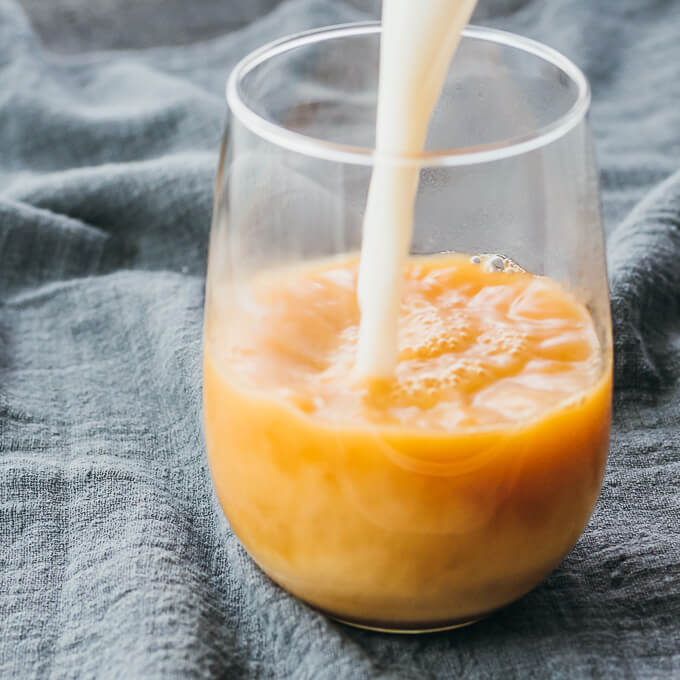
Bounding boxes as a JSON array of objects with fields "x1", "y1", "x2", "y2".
[{"x1": 203, "y1": 23, "x2": 612, "y2": 632}]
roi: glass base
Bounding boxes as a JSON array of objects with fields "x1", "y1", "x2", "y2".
[{"x1": 331, "y1": 615, "x2": 483, "y2": 634}]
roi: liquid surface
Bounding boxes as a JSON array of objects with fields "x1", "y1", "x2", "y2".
[
  {"x1": 203, "y1": 255, "x2": 611, "y2": 627},
  {"x1": 357, "y1": 0, "x2": 478, "y2": 375},
  {"x1": 211, "y1": 255, "x2": 603, "y2": 432}
]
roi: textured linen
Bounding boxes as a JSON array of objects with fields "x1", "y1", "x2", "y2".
[{"x1": 1, "y1": 0, "x2": 679, "y2": 677}]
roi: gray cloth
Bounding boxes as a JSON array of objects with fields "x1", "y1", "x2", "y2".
[
  {"x1": 1, "y1": 0, "x2": 679, "y2": 677},
  {"x1": 18, "y1": 0, "x2": 284, "y2": 53}
]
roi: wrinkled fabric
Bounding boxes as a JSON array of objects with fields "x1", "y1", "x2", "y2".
[{"x1": 1, "y1": 0, "x2": 679, "y2": 677}]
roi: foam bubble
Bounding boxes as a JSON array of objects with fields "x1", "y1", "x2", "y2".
[{"x1": 471, "y1": 253, "x2": 527, "y2": 274}]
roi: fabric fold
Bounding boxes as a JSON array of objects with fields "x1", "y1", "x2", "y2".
[{"x1": 609, "y1": 169, "x2": 680, "y2": 391}]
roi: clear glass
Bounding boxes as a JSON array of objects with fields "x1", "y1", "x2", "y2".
[{"x1": 203, "y1": 23, "x2": 612, "y2": 632}]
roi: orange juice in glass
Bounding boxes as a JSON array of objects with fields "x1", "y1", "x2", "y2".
[{"x1": 203, "y1": 25, "x2": 612, "y2": 632}]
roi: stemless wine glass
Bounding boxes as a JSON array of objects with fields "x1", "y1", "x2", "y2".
[{"x1": 203, "y1": 23, "x2": 612, "y2": 633}]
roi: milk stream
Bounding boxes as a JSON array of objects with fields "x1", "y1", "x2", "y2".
[{"x1": 356, "y1": 0, "x2": 478, "y2": 377}]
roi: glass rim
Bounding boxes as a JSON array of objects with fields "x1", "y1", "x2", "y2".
[{"x1": 226, "y1": 22, "x2": 591, "y2": 168}]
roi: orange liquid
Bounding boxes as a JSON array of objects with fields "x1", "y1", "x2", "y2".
[{"x1": 203, "y1": 255, "x2": 611, "y2": 629}]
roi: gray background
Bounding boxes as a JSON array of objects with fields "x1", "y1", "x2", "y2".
[
  {"x1": 19, "y1": 0, "x2": 527, "y2": 52},
  {"x1": 20, "y1": 0, "x2": 356, "y2": 51}
]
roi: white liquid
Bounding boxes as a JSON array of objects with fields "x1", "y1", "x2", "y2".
[{"x1": 356, "y1": 0, "x2": 478, "y2": 377}]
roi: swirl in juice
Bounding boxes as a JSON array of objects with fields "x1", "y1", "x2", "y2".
[{"x1": 203, "y1": 254, "x2": 611, "y2": 629}]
